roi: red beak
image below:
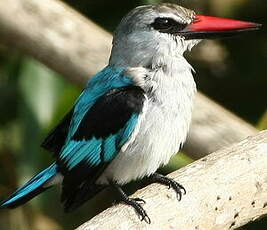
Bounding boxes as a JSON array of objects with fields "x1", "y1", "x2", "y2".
[{"x1": 181, "y1": 15, "x2": 261, "y2": 39}]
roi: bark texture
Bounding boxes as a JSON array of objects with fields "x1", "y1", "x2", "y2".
[
  {"x1": 0, "y1": 0, "x2": 112, "y2": 85},
  {"x1": 183, "y1": 93, "x2": 258, "y2": 158},
  {"x1": 77, "y1": 131, "x2": 267, "y2": 230},
  {"x1": 0, "y1": 0, "x2": 258, "y2": 158}
]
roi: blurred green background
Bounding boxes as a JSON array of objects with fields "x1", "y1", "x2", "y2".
[{"x1": 0, "y1": 0, "x2": 266, "y2": 229}]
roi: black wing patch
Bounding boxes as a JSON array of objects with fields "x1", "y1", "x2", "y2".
[
  {"x1": 72, "y1": 85, "x2": 145, "y2": 141},
  {"x1": 41, "y1": 109, "x2": 73, "y2": 155}
]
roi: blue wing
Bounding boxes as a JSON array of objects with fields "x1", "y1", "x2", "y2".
[
  {"x1": 51, "y1": 66, "x2": 146, "y2": 211},
  {"x1": 58, "y1": 66, "x2": 145, "y2": 170},
  {"x1": 41, "y1": 66, "x2": 134, "y2": 155}
]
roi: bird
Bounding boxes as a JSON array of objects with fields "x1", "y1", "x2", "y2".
[{"x1": 0, "y1": 3, "x2": 261, "y2": 224}]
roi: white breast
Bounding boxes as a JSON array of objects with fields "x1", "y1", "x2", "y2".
[{"x1": 98, "y1": 56, "x2": 196, "y2": 185}]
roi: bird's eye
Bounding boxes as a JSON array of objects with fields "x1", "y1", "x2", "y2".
[
  {"x1": 151, "y1": 17, "x2": 187, "y2": 34},
  {"x1": 152, "y1": 18, "x2": 173, "y2": 30}
]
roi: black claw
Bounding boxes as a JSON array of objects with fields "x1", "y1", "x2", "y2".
[
  {"x1": 132, "y1": 201, "x2": 150, "y2": 223},
  {"x1": 143, "y1": 214, "x2": 151, "y2": 224},
  {"x1": 151, "y1": 173, "x2": 186, "y2": 201},
  {"x1": 125, "y1": 197, "x2": 150, "y2": 223},
  {"x1": 138, "y1": 207, "x2": 151, "y2": 224},
  {"x1": 177, "y1": 192, "x2": 182, "y2": 201},
  {"x1": 111, "y1": 183, "x2": 151, "y2": 224},
  {"x1": 133, "y1": 197, "x2": 146, "y2": 204}
]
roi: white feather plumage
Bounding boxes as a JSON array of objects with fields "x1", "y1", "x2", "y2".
[{"x1": 98, "y1": 42, "x2": 197, "y2": 184}]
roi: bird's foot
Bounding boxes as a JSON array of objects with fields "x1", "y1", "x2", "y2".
[
  {"x1": 151, "y1": 173, "x2": 186, "y2": 201},
  {"x1": 112, "y1": 183, "x2": 151, "y2": 224},
  {"x1": 124, "y1": 197, "x2": 150, "y2": 223}
]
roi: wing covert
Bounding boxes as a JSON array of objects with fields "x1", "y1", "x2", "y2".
[
  {"x1": 58, "y1": 85, "x2": 145, "y2": 172},
  {"x1": 41, "y1": 66, "x2": 134, "y2": 155}
]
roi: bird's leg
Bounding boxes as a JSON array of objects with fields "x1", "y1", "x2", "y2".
[
  {"x1": 150, "y1": 173, "x2": 186, "y2": 201},
  {"x1": 111, "y1": 183, "x2": 151, "y2": 224}
]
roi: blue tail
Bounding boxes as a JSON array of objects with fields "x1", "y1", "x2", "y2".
[{"x1": 0, "y1": 163, "x2": 59, "y2": 208}]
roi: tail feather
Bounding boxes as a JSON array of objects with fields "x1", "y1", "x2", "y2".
[{"x1": 0, "y1": 163, "x2": 59, "y2": 208}]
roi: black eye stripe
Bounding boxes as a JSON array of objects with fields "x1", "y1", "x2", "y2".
[{"x1": 151, "y1": 17, "x2": 187, "y2": 34}]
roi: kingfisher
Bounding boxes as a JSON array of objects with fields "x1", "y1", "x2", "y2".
[{"x1": 0, "y1": 3, "x2": 260, "y2": 223}]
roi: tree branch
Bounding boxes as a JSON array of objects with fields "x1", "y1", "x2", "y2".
[
  {"x1": 0, "y1": 0, "x2": 112, "y2": 85},
  {"x1": 76, "y1": 130, "x2": 267, "y2": 230},
  {"x1": 0, "y1": 0, "x2": 258, "y2": 158},
  {"x1": 183, "y1": 93, "x2": 258, "y2": 158}
]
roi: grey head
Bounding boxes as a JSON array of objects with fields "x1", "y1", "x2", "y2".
[
  {"x1": 109, "y1": 3, "x2": 261, "y2": 68},
  {"x1": 114, "y1": 4, "x2": 195, "y2": 34},
  {"x1": 109, "y1": 4, "x2": 197, "y2": 68}
]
